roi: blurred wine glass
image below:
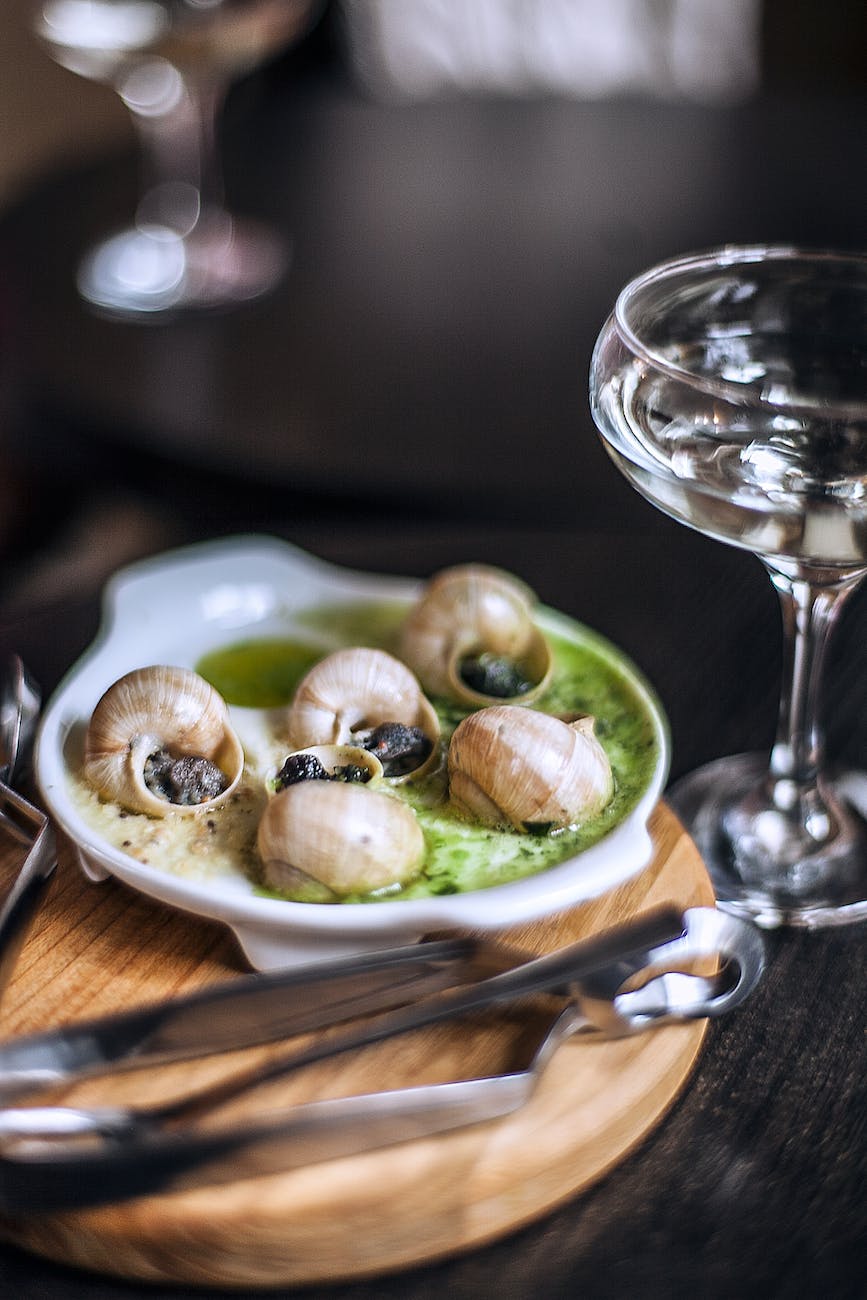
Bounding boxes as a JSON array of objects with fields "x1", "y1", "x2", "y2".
[{"x1": 32, "y1": 0, "x2": 321, "y2": 316}]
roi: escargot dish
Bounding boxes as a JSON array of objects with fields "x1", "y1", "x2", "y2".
[
  {"x1": 398, "y1": 564, "x2": 553, "y2": 707},
  {"x1": 59, "y1": 544, "x2": 664, "y2": 918},
  {"x1": 447, "y1": 705, "x2": 614, "y2": 832},
  {"x1": 83, "y1": 665, "x2": 244, "y2": 816}
]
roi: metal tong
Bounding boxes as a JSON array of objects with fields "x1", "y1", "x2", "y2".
[
  {"x1": 0, "y1": 657, "x2": 56, "y2": 999},
  {"x1": 0, "y1": 905, "x2": 764, "y2": 1211}
]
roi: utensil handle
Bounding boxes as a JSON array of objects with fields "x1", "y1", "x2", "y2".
[
  {"x1": 0, "y1": 936, "x2": 516, "y2": 1099},
  {"x1": 0, "y1": 824, "x2": 56, "y2": 1001},
  {"x1": 0, "y1": 783, "x2": 44, "y2": 849},
  {"x1": 155, "y1": 905, "x2": 686, "y2": 1125},
  {"x1": 577, "y1": 906, "x2": 765, "y2": 1035}
]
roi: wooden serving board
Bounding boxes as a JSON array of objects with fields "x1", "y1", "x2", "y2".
[{"x1": 0, "y1": 803, "x2": 713, "y2": 1288}]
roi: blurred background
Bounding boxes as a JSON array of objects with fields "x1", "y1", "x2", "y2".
[
  {"x1": 2, "y1": 1, "x2": 866, "y2": 208},
  {"x1": 2, "y1": 12, "x2": 866, "y2": 1295},
  {"x1": 0, "y1": 0, "x2": 866, "y2": 703}
]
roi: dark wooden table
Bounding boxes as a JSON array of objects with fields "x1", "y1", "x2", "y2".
[{"x1": 0, "y1": 68, "x2": 865, "y2": 1299}]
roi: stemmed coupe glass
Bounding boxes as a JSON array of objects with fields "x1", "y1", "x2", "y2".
[
  {"x1": 590, "y1": 245, "x2": 867, "y2": 929},
  {"x1": 32, "y1": 0, "x2": 321, "y2": 316}
]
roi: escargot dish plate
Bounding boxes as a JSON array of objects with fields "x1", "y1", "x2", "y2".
[{"x1": 36, "y1": 536, "x2": 670, "y2": 970}]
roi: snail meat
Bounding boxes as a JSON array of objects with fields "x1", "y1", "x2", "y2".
[
  {"x1": 332, "y1": 764, "x2": 372, "y2": 783},
  {"x1": 143, "y1": 749, "x2": 229, "y2": 805},
  {"x1": 357, "y1": 721, "x2": 432, "y2": 777},
  {"x1": 274, "y1": 751, "x2": 372, "y2": 789},
  {"x1": 272, "y1": 743, "x2": 384, "y2": 793},
  {"x1": 458, "y1": 653, "x2": 533, "y2": 699}
]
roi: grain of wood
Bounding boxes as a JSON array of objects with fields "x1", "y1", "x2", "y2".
[{"x1": 0, "y1": 802, "x2": 713, "y2": 1286}]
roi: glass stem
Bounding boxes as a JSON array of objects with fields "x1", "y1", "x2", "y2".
[
  {"x1": 122, "y1": 65, "x2": 228, "y2": 236},
  {"x1": 764, "y1": 566, "x2": 860, "y2": 824},
  {"x1": 188, "y1": 79, "x2": 226, "y2": 219}
]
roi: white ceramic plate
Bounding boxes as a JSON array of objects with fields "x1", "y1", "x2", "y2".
[{"x1": 36, "y1": 536, "x2": 670, "y2": 969}]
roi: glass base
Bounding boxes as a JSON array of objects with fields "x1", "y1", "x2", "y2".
[
  {"x1": 669, "y1": 753, "x2": 867, "y2": 929},
  {"x1": 76, "y1": 219, "x2": 288, "y2": 317}
]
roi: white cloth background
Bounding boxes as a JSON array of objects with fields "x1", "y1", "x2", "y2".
[{"x1": 345, "y1": 0, "x2": 761, "y2": 103}]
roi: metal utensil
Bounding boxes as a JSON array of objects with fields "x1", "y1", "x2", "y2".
[
  {"x1": 0, "y1": 653, "x2": 42, "y2": 856},
  {"x1": 0, "y1": 905, "x2": 763, "y2": 1201},
  {"x1": 0, "y1": 906, "x2": 763, "y2": 1211},
  {"x1": 0, "y1": 657, "x2": 56, "y2": 998},
  {"x1": 0, "y1": 655, "x2": 40, "y2": 791},
  {"x1": 0, "y1": 933, "x2": 531, "y2": 1102}
]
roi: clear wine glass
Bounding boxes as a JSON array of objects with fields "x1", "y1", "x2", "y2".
[
  {"x1": 590, "y1": 245, "x2": 867, "y2": 929},
  {"x1": 33, "y1": 0, "x2": 321, "y2": 316}
]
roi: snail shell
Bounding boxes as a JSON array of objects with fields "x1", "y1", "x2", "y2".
[
  {"x1": 285, "y1": 648, "x2": 440, "y2": 783},
  {"x1": 398, "y1": 564, "x2": 553, "y2": 707},
  {"x1": 83, "y1": 665, "x2": 244, "y2": 816},
  {"x1": 257, "y1": 782, "x2": 425, "y2": 900},
  {"x1": 447, "y1": 705, "x2": 613, "y2": 832}
]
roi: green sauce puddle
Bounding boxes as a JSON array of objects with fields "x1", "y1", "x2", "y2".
[
  {"x1": 197, "y1": 639, "x2": 322, "y2": 708},
  {"x1": 196, "y1": 600, "x2": 660, "y2": 904}
]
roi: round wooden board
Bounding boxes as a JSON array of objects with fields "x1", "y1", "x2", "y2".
[{"x1": 0, "y1": 802, "x2": 713, "y2": 1288}]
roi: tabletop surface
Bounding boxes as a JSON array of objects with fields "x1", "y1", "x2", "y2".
[{"x1": 0, "y1": 55, "x2": 866, "y2": 1300}]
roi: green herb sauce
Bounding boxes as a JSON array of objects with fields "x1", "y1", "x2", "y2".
[
  {"x1": 195, "y1": 601, "x2": 661, "y2": 903},
  {"x1": 197, "y1": 639, "x2": 321, "y2": 708}
]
